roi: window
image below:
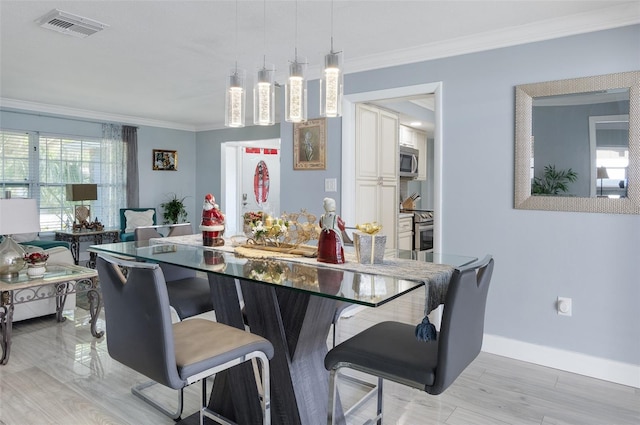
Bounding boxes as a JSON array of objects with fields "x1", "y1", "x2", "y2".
[
  {"x1": 596, "y1": 146, "x2": 629, "y2": 198},
  {"x1": 0, "y1": 129, "x2": 126, "y2": 232}
]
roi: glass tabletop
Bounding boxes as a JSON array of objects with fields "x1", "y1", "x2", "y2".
[
  {"x1": 0, "y1": 264, "x2": 97, "y2": 290},
  {"x1": 90, "y1": 242, "x2": 474, "y2": 308}
]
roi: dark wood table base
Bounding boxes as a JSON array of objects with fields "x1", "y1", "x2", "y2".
[{"x1": 178, "y1": 274, "x2": 346, "y2": 425}]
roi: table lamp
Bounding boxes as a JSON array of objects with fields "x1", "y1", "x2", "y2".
[
  {"x1": 0, "y1": 198, "x2": 40, "y2": 279},
  {"x1": 597, "y1": 167, "x2": 609, "y2": 196},
  {"x1": 66, "y1": 184, "x2": 97, "y2": 228}
]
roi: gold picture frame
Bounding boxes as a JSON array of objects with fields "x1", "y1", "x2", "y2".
[
  {"x1": 293, "y1": 118, "x2": 326, "y2": 170},
  {"x1": 153, "y1": 149, "x2": 178, "y2": 171}
]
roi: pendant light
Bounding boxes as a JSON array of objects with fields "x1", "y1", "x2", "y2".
[
  {"x1": 320, "y1": 0, "x2": 343, "y2": 118},
  {"x1": 285, "y1": 0, "x2": 307, "y2": 123},
  {"x1": 225, "y1": 0, "x2": 246, "y2": 128},
  {"x1": 254, "y1": 0, "x2": 275, "y2": 126}
]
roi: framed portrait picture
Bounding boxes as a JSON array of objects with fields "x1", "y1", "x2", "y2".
[
  {"x1": 152, "y1": 149, "x2": 177, "y2": 171},
  {"x1": 293, "y1": 118, "x2": 326, "y2": 170}
]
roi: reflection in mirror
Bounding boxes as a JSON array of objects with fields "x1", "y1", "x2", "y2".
[
  {"x1": 532, "y1": 90, "x2": 629, "y2": 198},
  {"x1": 515, "y1": 71, "x2": 639, "y2": 214},
  {"x1": 589, "y1": 114, "x2": 629, "y2": 198}
]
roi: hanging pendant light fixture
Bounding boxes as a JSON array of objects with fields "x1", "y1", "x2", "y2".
[
  {"x1": 225, "y1": 0, "x2": 245, "y2": 128},
  {"x1": 320, "y1": 0, "x2": 343, "y2": 118},
  {"x1": 254, "y1": 0, "x2": 275, "y2": 126},
  {"x1": 285, "y1": 0, "x2": 307, "y2": 123}
]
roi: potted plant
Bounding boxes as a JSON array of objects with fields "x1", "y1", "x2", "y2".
[
  {"x1": 160, "y1": 193, "x2": 188, "y2": 224},
  {"x1": 532, "y1": 164, "x2": 578, "y2": 195}
]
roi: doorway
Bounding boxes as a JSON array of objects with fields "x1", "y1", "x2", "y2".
[
  {"x1": 221, "y1": 139, "x2": 281, "y2": 235},
  {"x1": 341, "y1": 82, "x2": 443, "y2": 252}
]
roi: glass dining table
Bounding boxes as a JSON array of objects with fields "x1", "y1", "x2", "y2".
[{"x1": 90, "y1": 240, "x2": 475, "y2": 425}]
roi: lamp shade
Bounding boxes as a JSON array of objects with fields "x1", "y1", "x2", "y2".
[
  {"x1": 0, "y1": 198, "x2": 40, "y2": 235},
  {"x1": 66, "y1": 184, "x2": 97, "y2": 201},
  {"x1": 597, "y1": 167, "x2": 609, "y2": 179}
]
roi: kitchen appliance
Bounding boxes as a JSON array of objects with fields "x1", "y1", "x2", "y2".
[
  {"x1": 399, "y1": 145, "x2": 419, "y2": 179},
  {"x1": 403, "y1": 209, "x2": 434, "y2": 253}
]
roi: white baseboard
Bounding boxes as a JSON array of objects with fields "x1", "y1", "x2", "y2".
[{"x1": 482, "y1": 334, "x2": 640, "y2": 389}]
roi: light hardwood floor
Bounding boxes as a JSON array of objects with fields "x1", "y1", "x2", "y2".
[{"x1": 1, "y1": 288, "x2": 638, "y2": 425}]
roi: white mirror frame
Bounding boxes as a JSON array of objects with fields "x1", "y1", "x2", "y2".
[{"x1": 514, "y1": 71, "x2": 640, "y2": 214}]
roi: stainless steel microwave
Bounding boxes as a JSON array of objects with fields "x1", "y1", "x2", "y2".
[{"x1": 399, "y1": 146, "x2": 419, "y2": 179}]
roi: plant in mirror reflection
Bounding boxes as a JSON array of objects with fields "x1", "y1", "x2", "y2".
[{"x1": 532, "y1": 164, "x2": 578, "y2": 195}]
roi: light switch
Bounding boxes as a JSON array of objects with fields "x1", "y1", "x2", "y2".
[{"x1": 325, "y1": 178, "x2": 337, "y2": 192}]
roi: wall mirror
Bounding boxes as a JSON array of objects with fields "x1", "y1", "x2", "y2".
[{"x1": 514, "y1": 71, "x2": 639, "y2": 214}]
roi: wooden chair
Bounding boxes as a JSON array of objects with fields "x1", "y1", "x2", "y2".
[{"x1": 325, "y1": 255, "x2": 494, "y2": 424}]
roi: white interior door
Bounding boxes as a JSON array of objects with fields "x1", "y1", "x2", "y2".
[{"x1": 221, "y1": 139, "x2": 280, "y2": 235}]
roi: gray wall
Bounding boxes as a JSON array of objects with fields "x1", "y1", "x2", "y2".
[{"x1": 398, "y1": 26, "x2": 638, "y2": 364}]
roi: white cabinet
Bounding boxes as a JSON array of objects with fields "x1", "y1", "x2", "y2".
[
  {"x1": 399, "y1": 125, "x2": 427, "y2": 181},
  {"x1": 355, "y1": 104, "x2": 399, "y2": 251},
  {"x1": 398, "y1": 215, "x2": 413, "y2": 251},
  {"x1": 399, "y1": 125, "x2": 415, "y2": 147}
]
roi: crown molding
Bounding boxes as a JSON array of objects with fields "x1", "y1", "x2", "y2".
[
  {"x1": 343, "y1": 2, "x2": 640, "y2": 74},
  {"x1": 0, "y1": 98, "x2": 197, "y2": 132}
]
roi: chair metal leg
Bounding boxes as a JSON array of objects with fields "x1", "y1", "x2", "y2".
[
  {"x1": 131, "y1": 380, "x2": 184, "y2": 420},
  {"x1": 327, "y1": 368, "x2": 339, "y2": 425},
  {"x1": 258, "y1": 352, "x2": 271, "y2": 425},
  {"x1": 200, "y1": 352, "x2": 270, "y2": 425},
  {"x1": 328, "y1": 368, "x2": 383, "y2": 425},
  {"x1": 375, "y1": 377, "x2": 383, "y2": 424}
]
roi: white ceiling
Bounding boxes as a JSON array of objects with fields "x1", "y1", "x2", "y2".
[{"x1": 1, "y1": 1, "x2": 638, "y2": 131}]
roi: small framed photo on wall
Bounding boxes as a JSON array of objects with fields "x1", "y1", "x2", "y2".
[
  {"x1": 153, "y1": 149, "x2": 177, "y2": 171},
  {"x1": 293, "y1": 118, "x2": 326, "y2": 170}
]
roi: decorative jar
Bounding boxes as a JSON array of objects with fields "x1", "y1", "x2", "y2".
[
  {"x1": 26, "y1": 263, "x2": 46, "y2": 278},
  {"x1": 23, "y1": 250, "x2": 49, "y2": 278}
]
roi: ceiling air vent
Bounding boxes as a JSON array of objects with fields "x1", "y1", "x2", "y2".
[{"x1": 36, "y1": 9, "x2": 108, "y2": 38}]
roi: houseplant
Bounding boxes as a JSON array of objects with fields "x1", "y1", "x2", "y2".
[
  {"x1": 532, "y1": 164, "x2": 578, "y2": 195},
  {"x1": 160, "y1": 193, "x2": 188, "y2": 224}
]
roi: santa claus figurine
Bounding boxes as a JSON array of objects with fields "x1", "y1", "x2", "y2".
[{"x1": 200, "y1": 193, "x2": 225, "y2": 246}]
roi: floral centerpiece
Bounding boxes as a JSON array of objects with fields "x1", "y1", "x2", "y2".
[
  {"x1": 243, "y1": 211, "x2": 264, "y2": 236},
  {"x1": 23, "y1": 251, "x2": 49, "y2": 264},
  {"x1": 248, "y1": 215, "x2": 290, "y2": 246}
]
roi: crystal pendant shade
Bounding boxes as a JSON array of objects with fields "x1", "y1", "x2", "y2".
[
  {"x1": 320, "y1": 50, "x2": 343, "y2": 118},
  {"x1": 225, "y1": 68, "x2": 246, "y2": 128},
  {"x1": 285, "y1": 60, "x2": 307, "y2": 123},
  {"x1": 254, "y1": 65, "x2": 275, "y2": 126}
]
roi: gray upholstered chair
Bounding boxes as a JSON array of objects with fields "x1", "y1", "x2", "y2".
[
  {"x1": 325, "y1": 255, "x2": 494, "y2": 424},
  {"x1": 134, "y1": 226, "x2": 214, "y2": 320},
  {"x1": 96, "y1": 255, "x2": 273, "y2": 423}
]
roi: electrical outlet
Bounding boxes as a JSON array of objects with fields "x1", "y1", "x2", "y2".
[{"x1": 557, "y1": 297, "x2": 572, "y2": 316}]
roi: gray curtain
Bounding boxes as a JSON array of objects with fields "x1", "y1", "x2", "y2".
[{"x1": 123, "y1": 125, "x2": 139, "y2": 207}]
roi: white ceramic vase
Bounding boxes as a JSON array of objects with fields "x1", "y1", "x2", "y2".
[{"x1": 26, "y1": 263, "x2": 46, "y2": 278}]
